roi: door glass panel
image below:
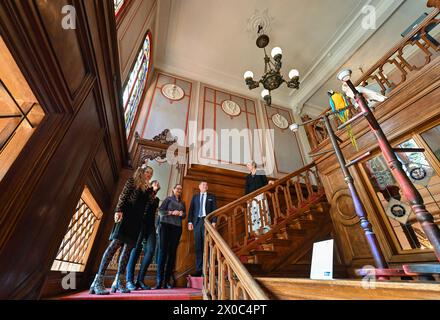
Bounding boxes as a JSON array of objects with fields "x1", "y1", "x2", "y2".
[
  {"x1": 364, "y1": 139, "x2": 440, "y2": 251},
  {"x1": 421, "y1": 124, "x2": 440, "y2": 162}
]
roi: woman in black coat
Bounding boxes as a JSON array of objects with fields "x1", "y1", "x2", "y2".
[
  {"x1": 245, "y1": 161, "x2": 273, "y2": 234},
  {"x1": 90, "y1": 165, "x2": 155, "y2": 295}
]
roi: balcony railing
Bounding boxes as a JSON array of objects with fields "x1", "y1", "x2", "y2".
[{"x1": 303, "y1": 9, "x2": 440, "y2": 150}]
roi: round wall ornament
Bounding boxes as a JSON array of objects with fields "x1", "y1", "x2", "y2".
[
  {"x1": 221, "y1": 100, "x2": 241, "y2": 116},
  {"x1": 161, "y1": 83, "x2": 184, "y2": 101},
  {"x1": 272, "y1": 113, "x2": 289, "y2": 129}
]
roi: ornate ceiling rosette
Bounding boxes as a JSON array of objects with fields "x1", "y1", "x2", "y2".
[
  {"x1": 161, "y1": 83, "x2": 184, "y2": 101},
  {"x1": 271, "y1": 113, "x2": 289, "y2": 130},
  {"x1": 221, "y1": 100, "x2": 241, "y2": 117}
]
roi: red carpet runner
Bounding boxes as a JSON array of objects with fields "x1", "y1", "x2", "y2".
[{"x1": 57, "y1": 287, "x2": 203, "y2": 300}]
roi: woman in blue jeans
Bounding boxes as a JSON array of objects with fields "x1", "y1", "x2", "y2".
[
  {"x1": 125, "y1": 180, "x2": 161, "y2": 290},
  {"x1": 153, "y1": 184, "x2": 186, "y2": 289}
]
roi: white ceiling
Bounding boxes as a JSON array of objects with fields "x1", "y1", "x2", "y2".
[{"x1": 155, "y1": 0, "x2": 432, "y2": 114}]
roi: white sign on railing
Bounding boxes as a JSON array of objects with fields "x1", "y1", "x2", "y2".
[{"x1": 310, "y1": 239, "x2": 334, "y2": 280}]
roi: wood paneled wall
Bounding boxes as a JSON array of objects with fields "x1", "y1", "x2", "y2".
[
  {"x1": 313, "y1": 56, "x2": 440, "y2": 275},
  {"x1": 174, "y1": 164, "x2": 248, "y2": 286},
  {"x1": 0, "y1": 0, "x2": 130, "y2": 299}
]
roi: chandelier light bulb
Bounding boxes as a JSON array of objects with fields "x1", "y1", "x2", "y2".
[
  {"x1": 337, "y1": 69, "x2": 352, "y2": 82},
  {"x1": 244, "y1": 71, "x2": 254, "y2": 79},
  {"x1": 289, "y1": 69, "x2": 299, "y2": 79},
  {"x1": 271, "y1": 47, "x2": 282, "y2": 58},
  {"x1": 289, "y1": 123, "x2": 299, "y2": 132},
  {"x1": 261, "y1": 89, "x2": 270, "y2": 98}
]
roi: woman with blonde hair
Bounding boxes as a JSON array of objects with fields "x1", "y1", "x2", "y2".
[{"x1": 90, "y1": 164, "x2": 156, "y2": 295}]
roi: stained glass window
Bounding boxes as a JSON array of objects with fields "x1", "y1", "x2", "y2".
[
  {"x1": 114, "y1": 0, "x2": 125, "y2": 16},
  {"x1": 122, "y1": 32, "x2": 151, "y2": 137}
]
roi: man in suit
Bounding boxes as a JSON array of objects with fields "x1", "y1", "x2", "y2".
[{"x1": 188, "y1": 180, "x2": 217, "y2": 277}]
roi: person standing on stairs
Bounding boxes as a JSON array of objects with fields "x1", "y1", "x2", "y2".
[
  {"x1": 89, "y1": 165, "x2": 156, "y2": 295},
  {"x1": 188, "y1": 180, "x2": 217, "y2": 277},
  {"x1": 125, "y1": 180, "x2": 161, "y2": 291},
  {"x1": 245, "y1": 161, "x2": 274, "y2": 235},
  {"x1": 153, "y1": 184, "x2": 186, "y2": 289}
]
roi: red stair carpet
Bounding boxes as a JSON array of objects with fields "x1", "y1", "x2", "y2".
[
  {"x1": 56, "y1": 287, "x2": 202, "y2": 300},
  {"x1": 55, "y1": 277, "x2": 204, "y2": 300}
]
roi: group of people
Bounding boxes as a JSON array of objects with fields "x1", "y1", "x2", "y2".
[{"x1": 89, "y1": 161, "x2": 270, "y2": 295}]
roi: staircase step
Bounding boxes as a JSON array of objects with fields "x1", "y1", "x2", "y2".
[
  {"x1": 271, "y1": 238, "x2": 292, "y2": 247},
  {"x1": 244, "y1": 263, "x2": 263, "y2": 273},
  {"x1": 250, "y1": 250, "x2": 277, "y2": 256},
  {"x1": 289, "y1": 219, "x2": 316, "y2": 229},
  {"x1": 286, "y1": 227, "x2": 306, "y2": 236}
]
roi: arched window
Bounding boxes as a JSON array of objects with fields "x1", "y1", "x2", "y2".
[
  {"x1": 122, "y1": 32, "x2": 151, "y2": 137},
  {"x1": 114, "y1": 0, "x2": 125, "y2": 16}
]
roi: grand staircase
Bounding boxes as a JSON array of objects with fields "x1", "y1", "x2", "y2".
[{"x1": 202, "y1": 163, "x2": 440, "y2": 300}]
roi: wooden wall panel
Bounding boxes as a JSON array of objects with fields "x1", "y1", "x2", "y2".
[
  {"x1": 174, "y1": 164, "x2": 247, "y2": 286},
  {"x1": 35, "y1": 0, "x2": 88, "y2": 98},
  {"x1": 0, "y1": 91, "x2": 103, "y2": 298},
  {"x1": 0, "y1": 0, "x2": 128, "y2": 298}
]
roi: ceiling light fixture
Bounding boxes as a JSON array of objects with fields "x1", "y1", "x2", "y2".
[{"x1": 244, "y1": 26, "x2": 300, "y2": 106}]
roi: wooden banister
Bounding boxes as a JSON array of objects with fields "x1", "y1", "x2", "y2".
[
  {"x1": 203, "y1": 162, "x2": 325, "y2": 300},
  {"x1": 203, "y1": 222, "x2": 269, "y2": 300},
  {"x1": 206, "y1": 162, "x2": 318, "y2": 220}
]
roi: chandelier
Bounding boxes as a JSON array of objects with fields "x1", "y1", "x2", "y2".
[{"x1": 243, "y1": 28, "x2": 300, "y2": 106}]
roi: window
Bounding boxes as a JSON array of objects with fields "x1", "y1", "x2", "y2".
[
  {"x1": 421, "y1": 124, "x2": 440, "y2": 162},
  {"x1": 0, "y1": 37, "x2": 45, "y2": 181},
  {"x1": 51, "y1": 187, "x2": 103, "y2": 272},
  {"x1": 122, "y1": 32, "x2": 151, "y2": 137},
  {"x1": 363, "y1": 138, "x2": 440, "y2": 251},
  {"x1": 114, "y1": 0, "x2": 125, "y2": 16}
]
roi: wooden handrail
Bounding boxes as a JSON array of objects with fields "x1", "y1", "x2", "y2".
[
  {"x1": 206, "y1": 162, "x2": 318, "y2": 222},
  {"x1": 204, "y1": 222, "x2": 269, "y2": 300},
  {"x1": 357, "y1": 9, "x2": 440, "y2": 87}
]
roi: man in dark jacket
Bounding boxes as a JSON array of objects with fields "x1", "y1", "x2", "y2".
[{"x1": 188, "y1": 180, "x2": 217, "y2": 277}]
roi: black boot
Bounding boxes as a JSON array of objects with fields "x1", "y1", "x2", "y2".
[
  {"x1": 136, "y1": 280, "x2": 151, "y2": 290},
  {"x1": 111, "y1": 273, "x2": 131, "y2": 293},
  {"x1": 126, "y1": 280, "x2": 137, "y2": 291},
  {"x1": 89, "y1": 274, "x2": 109, "y2": 295},
  {"x1": 164, "y1": 282, "x2": 173, "y2": 289},
  {"x1": 151, "y1": 278, "x2": 162, "y2": 290}
]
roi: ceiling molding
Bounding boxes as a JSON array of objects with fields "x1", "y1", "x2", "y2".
[
  {"x1": 291, "y1": 0, "x2": 406, "y2": 115},
  {"x1": 303, "y1": 102, "x2": 326, "y2": 117}
]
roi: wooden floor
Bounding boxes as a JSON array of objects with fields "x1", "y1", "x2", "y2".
[{"x1": 256, "y1": 277, "x2": 440, "y2": 300}]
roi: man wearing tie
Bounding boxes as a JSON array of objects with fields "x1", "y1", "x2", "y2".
[{"x1": 188, "y1": 180, "x2": 217, "y2": 277}]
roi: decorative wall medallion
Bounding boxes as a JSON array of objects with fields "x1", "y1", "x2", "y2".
[
  {"x1": 161, "y1": 83, "x2": 184, "y2": 101},
  {"x1": 221, "y1": 100, "x2": 241, "y2": 117},
  {"x1": 272, "y1": 113, "x2": 289, "y2": 129},
  {"x1": 406, "y1": 162, "x2": 433, "y2": 187},
  {"x1": 385, "y1": 198, "x2": 412, "y2": 224}
]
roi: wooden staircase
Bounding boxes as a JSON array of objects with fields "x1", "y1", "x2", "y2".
[
  {"x1": 238, "y1": 203, "x2": 336, "y2": 275},
  {"x1": 202, "y1": 163, "x2": 339, "y2": 300}
]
